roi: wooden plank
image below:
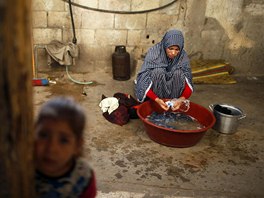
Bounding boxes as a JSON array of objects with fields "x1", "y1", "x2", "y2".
[{"x1": 0, "y1": 0, "x2": 35, "y2": 197}]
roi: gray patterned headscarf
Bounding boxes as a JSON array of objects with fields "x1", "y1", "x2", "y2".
[{"x1": 135, "y1": 29, "x2": 193, "y2": 102}]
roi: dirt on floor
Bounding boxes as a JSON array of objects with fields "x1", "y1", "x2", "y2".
[{"x1": 33, "y1": 71, "x2": 264, "y2": 198}]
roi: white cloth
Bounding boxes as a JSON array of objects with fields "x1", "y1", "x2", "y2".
[{"x1": 99, "y1": 97, "x2": 119, "y2": 114}]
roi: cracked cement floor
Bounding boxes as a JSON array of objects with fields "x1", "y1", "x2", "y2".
[{"x1": 33, "y1": 70, "x2": 264, "y2": 198}]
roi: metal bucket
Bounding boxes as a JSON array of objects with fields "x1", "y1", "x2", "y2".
[{"x1": 209, "y1": 104, "x2": 246, "y2": 134}]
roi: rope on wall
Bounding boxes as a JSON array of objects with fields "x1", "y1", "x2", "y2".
[{"x1": 62, "y1": 0, "x2": 178, "y2": 14}]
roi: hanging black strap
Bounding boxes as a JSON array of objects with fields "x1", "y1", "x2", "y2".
[{"x1": 68, "y1": 0, "x2": 77, "y2": 44}]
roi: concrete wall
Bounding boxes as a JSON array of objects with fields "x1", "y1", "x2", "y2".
[{"x1": 32, "y1": 0, "x2": 264, "y2": 76}]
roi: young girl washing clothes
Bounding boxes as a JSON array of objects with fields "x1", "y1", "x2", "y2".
[{"x1": 34, "y1": 96, "x2": 96, "y2": 198}]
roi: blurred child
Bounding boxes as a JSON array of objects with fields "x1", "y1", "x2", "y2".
[{"x1": 34, "y1": 96, "x2": 96, "y2": 198}]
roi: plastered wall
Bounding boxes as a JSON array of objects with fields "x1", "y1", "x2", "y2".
[{"x1": 32, "y1": 0, "x2": 264, "y2": 76}]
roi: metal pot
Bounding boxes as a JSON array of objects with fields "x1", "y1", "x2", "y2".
[{"x1": 209, "y1": 104, "x2": 246, "y2": 134}]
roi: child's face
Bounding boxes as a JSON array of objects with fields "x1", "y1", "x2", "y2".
[{"x1": 34, "y1": 118, "x2": 82, "y2": 177}]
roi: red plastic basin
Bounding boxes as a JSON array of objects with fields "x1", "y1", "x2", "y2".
[{"x1": 137, "y1": 100, "x2": 216, "y2": 148}]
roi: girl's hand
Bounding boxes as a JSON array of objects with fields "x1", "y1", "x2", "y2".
[{"x1": 155, "y1": 98, "x2": 169, "y2": 111}]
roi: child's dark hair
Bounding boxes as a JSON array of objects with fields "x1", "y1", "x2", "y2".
[{"x1": 35, "y1": 96, "x2": 86, "y2": 139}]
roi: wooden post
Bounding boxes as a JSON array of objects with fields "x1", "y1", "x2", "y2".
[{"x1": 0, "y1": 0, "x2": 35, "y2": 197}]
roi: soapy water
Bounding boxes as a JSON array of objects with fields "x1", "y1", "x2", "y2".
[{"x1": 146, "y1": 111, "x2": 205, "y2": 131}]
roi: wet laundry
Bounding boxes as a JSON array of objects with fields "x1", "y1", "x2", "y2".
[
  {"x1": 146, "y1": 111, "x2": 205, "y2": 131},
  {"x1": 99, "y1": 93, "x2": 140, "y2": 126}
]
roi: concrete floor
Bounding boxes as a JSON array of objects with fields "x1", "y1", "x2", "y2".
[{"x1": 33, "y1": 70, "x2": 264, "y2": 198}]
